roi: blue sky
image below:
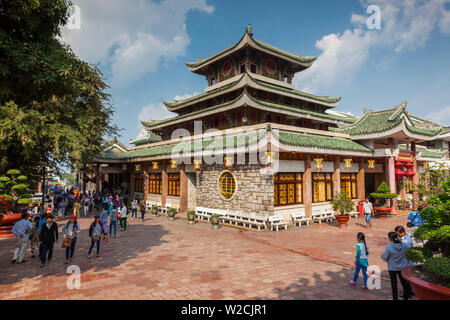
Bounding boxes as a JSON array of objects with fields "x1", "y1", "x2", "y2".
[{"x1": 60, "y1": 0, "x2": 450, "y2": 145}]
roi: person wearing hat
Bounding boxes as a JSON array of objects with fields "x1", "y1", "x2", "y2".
[
  {"x1": 62, "y1": 215, "x2": 81, "y2": 264},
  {"x1": 88, "y1": 215, "x2": 107, "y2": 258}
]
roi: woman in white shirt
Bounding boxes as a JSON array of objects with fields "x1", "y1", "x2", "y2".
[{"x1": 119, "y1": 202, "x2": 128, "y2": 231}]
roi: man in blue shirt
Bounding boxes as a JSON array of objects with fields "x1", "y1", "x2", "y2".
[
  {"x1": 407, "y1": 207, "x2": 424, "y2": 233},
  {"x1": 11, "y1": 213, "x2": 33, "y2": 263}
]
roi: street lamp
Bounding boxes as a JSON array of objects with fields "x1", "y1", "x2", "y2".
[{"x1": 41, "y1": 161, "x2": 56, "y2": 212}]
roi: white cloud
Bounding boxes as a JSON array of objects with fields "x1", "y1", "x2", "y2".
[
  {"x1": 60, "y1": 0, "x2": 214, "y2": 87},
  {"x1": 138, "y1": 102, "x2": 176, "y2": 123},
  {"x1": 294, "y1": 0, "x2": 450, "y2": 94},
  {"x1": 426, "y1": 106, "x2": 450, "y2": 126}
]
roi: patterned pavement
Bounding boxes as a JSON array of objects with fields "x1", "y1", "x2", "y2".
[{"x1": 0, "y1": 212, "x2": 412, "y2": 300}]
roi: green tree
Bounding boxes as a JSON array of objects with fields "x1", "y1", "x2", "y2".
[{"x1": 0, "y1": 0, "x2": 119, "y2": 180}]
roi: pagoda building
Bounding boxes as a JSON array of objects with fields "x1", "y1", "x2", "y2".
[{"x1": 89, "y1": 25, "x2": 449, "y2": 222}]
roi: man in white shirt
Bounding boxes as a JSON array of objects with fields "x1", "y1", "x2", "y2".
[
  {"x1": 120, "y1": 202, "x2": 128, "y2": 231},
  {"x1": 363, "y1": 197, "x2": 374, "y2": 229}
]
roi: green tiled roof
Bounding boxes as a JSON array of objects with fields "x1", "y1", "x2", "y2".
[
  {"x1": 142, "y1": 90, "x2": 354, "y2": 130},
  {"x1": 130, "y1": 132, "x2": 162, "y2": 145},
  {"x1": 248, "y1": 95, "x2": 355, "y2": 123},
  {"x1": 248, "y1": 74, "x2": 341, "y2": 105},
  {"x1": 275, "y1": 131, "x2": 372, "y2": 153},
  {"x1": 333, "y1": 102, "x2": 443, "y2": 137},
  {"x1": 186, "y1": 27, "x2": 315, "y2": 69},
  {"x1": 163, "y1": 75, "x2": 244, "y2": 108},
  {"x1": 95, "y1": 131, "x2": 264, "y2": 160},
  {"x1": 142, "y1": 91, "x2": 246, "y2": 128},
  {"x1": 417, "y1": 148, "x2": 446, "y2": 158},
  {"x1": 252, "y1": 39, "x2": 316, "y2": 64}
]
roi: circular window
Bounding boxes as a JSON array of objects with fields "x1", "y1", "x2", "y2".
[
  {"x1": 222, "y1": 61, "x2": 233, "y2": 77},
  {"x1": 217, "y1": 170, "x2": 237, "y2": 201},
  {"x1": 265, "y1": 59, "x2": 276, "y2": 75}
]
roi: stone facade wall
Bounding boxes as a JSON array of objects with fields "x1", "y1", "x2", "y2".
[{"x1": 196, "y1": 164, "x2": 274, "y2": 215}]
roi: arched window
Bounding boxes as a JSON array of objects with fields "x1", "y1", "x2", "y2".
[{"x1": 218, "y1": 171, "x2": 237, "y2": 200}]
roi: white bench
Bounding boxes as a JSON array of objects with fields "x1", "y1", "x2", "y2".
[
  {"x1": 291, "y1": 210, "x2": 311, "y2": 227},
  {"x1": 348, "y1": 211, "x2": 359, "y2": 219},
  {"x1": 247, "y1": 213, "x2": 268, "y2": 230},
  {"x1": 268, "y1": 215, "x2": 288, "y2": 232},
  {"x1": 312, "y1": 205, "x2": 335, "y2": 224},
  {"x1": 161, "y1": 202, "x2": 172, "y2": 214},
  {"x1": 195, "y1": 206, "x2": 211, "y2": 221}
]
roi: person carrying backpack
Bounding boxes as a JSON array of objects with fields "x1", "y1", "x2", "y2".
[
  {"x1": 109, "y1": 204, "x2": 118, "y2": 238},
  {"x1": 88, "y1": 215, "x2": 107, "y2": 259},
  {"x1": 62, "y1": 215, "x2": 80, "y2": 264}
]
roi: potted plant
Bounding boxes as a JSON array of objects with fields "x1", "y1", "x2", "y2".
[
  {"x1": 398, "y1": 199, "x2": 405, "y2": 210},
  {"x1": 402, "y1": 177, "x2": 450, "y2": 300},
  {"x1": 167, "y1": 207, "x2": 177, "y2": 221},
  {"x1": 187, "y1": 210, "x2": 196, "y2": 225},
  {"x1": 151, "y1": 204, "x2": 158, "y2": 217},
  {"x1": 211, "y1": 214, "x2": 221, "y2": 230},
  {"x1": 332, "y1": 192, "x2": 354, "y2": 229},
  {"x1": 370, "y1": 182, "x2": 398, "y2": 218}
]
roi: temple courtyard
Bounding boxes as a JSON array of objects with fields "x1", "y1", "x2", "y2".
[{"x1": 0, "y1": 213, "x2": 412, "y2": 300}]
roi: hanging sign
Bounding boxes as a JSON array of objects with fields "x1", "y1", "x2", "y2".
[
  {"x1": 170, "y1": 160, "x2": 177, "y2": 169},
  {"x1": 135, "y1": 164, "x2": 141, "y2": 172},
  {"x1": 122, "y1": 164, "x2": 127, "y2": 171},
  {"x1": 193, "y1": 159, "x2": 202, "y2": 171},
  {"x1": 367, "y1": 160, "x2": 376, "y2": 172},
  {"x1": 343, "y1": 158, "x2": 352, "y2": 171},
  {"x1": 264, "y1": 152, "x2": 275, "y2": 168},
  {"x1": 313, "y1": 158, "x2": 324, "y2": 172},
  {"x1": 224, "y1": 156, "x2": 233, "y2": 170},
  {"x1": 397, "y1": 151, "x2": 415, "y2": 162},
  {"x1": 152, "y1": 162, "x2": 159, "y2": 170}
]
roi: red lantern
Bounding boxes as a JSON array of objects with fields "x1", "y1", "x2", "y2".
[
  {"x1": 394, "y1": 161, "x2": 404, "y2": 168},
  {"x1": 395, "y1": 168, "x2": 404, "y2": 180},
  {"x1": 404, "y1": 162, "x2": 414, "y2": 168},
  {"x1": 404, "y1": 168, "x2": 415, "y2": 178}
]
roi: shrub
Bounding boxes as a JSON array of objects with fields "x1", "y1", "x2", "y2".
[
  {"x1": 423, "y1": 257, "x2": 450, "y2": 280},
  {"x1": 370, "y1": 181, "x2": 398, "y2": 203},
  {"x1": 332, "y1": 192, "x2": 354, "y2": 216},
  {"x1": 406, "y1": 177, "x2": 450, "y2": 281}
]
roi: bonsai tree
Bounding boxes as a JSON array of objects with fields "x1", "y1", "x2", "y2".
[
  {"x1": 370, "y1": 182, "x2": 398, "y2": 207},
  {"x1": 332, "y1": 192, "x2": 354, "y2": 216},
  {"x1": 0, "y1": 169, "x2": 32, "y2": 212},
  {"x1": 405, "y1": 177, "x2": 450, "y2": 284}
]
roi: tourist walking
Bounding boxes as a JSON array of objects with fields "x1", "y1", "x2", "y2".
[
  {"x1": 83, "y1": 195, "x2": 90, "y2": 217},
  {"x1": 350, "y1": 232, "x2": 369, "y2": 289},
  {"x1": 120, "y1": 202, "x2": 128, "y2": 231},
  {"x1": 363, "y1": 197, "x2": 374, "y2": 229},
  {"x1": 73, "y1": 195, "x2": 81, "y2": 218},
  {"x1": 29, "y1": 216, "x2": 40, "y2": 259},
  {"x1": 62, "y1": 215, "x2": 80, "y2": 264},
  {"x1": 109, "y1": 204, "x2": 118, "y2": 238},
  {"x1": 95, "y1": 195, "x2": 102, "y2": 214},
  {"x1": 39, "y1": 215, "x2": 58, "y2": 267},
  {"x1": 131, "y1": 198, "x2": 138, "y2": 219},
  {"x1": 88, "y1": 215, "x2": 107, "y2": 258},
  {"x1": 381, "y1": 232, "x2": 413, "y2": 300},
  {"x1": 140, "y1": 200, "x2": 146, "y2": 222},
  {"x1": 100, "y1": 204, "x2": 109, "y2": 236},
  {"x1": 11, "y1": 213, "x2": 33, "y2": 264}
]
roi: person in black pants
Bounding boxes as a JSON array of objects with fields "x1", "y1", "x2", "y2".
[
  {"x1": 39, "y1": 215, "x2": 58, "y2": 267},
  {"x1": 382, "y1": 232, "x2": 412, "y2": 300}
]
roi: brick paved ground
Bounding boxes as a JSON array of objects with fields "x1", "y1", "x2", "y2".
[{"x1": 0, "y1": 212, "x2": 413, "y2": 300}]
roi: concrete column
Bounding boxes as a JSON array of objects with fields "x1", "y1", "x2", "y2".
[
  {"x1": 332, "y1": 156, "x2": 341, "y2": 196},
  {"x1": 95, "y1": 165, "x2": 101, "y2": 194},
  {"x1": 303, "y1": 154, "x2": 312, "y2": 218},
  {"x1": 357, "y1": 159, "x2": 366, "y2": 201},
  {"x1": 161, "y1": 161, "x2": 168, "y2": 207},
  {"x1": 388, "y1": 155, "x2": 398, "y2": 214},
  {"x1": 129, "y1": 169, "x2": 135, "y2": 199},
  {"x1": 411, "y1": 142, "x2": 419, "y2": 210},
  {"x1": 142, "y1": 163, "x2": 149, "y2": 202},
  {"x1": 179, "y1": 164, "x2": 188, "y2": 213}
]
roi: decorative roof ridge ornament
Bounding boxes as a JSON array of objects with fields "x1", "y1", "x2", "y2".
[
  {"x1": 388, "y1": 101, "x2": 407, "y2": 121},
  {"x1": 246, "y1": 24, "x2": 253, "y2": 37},
  {"x1": 362, "y1": 108, "x2": 374, "y2": 114}
]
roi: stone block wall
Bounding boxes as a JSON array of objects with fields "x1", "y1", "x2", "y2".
[{"x1": 196, "y1": 164, "x2": 274, "y2": 215}]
